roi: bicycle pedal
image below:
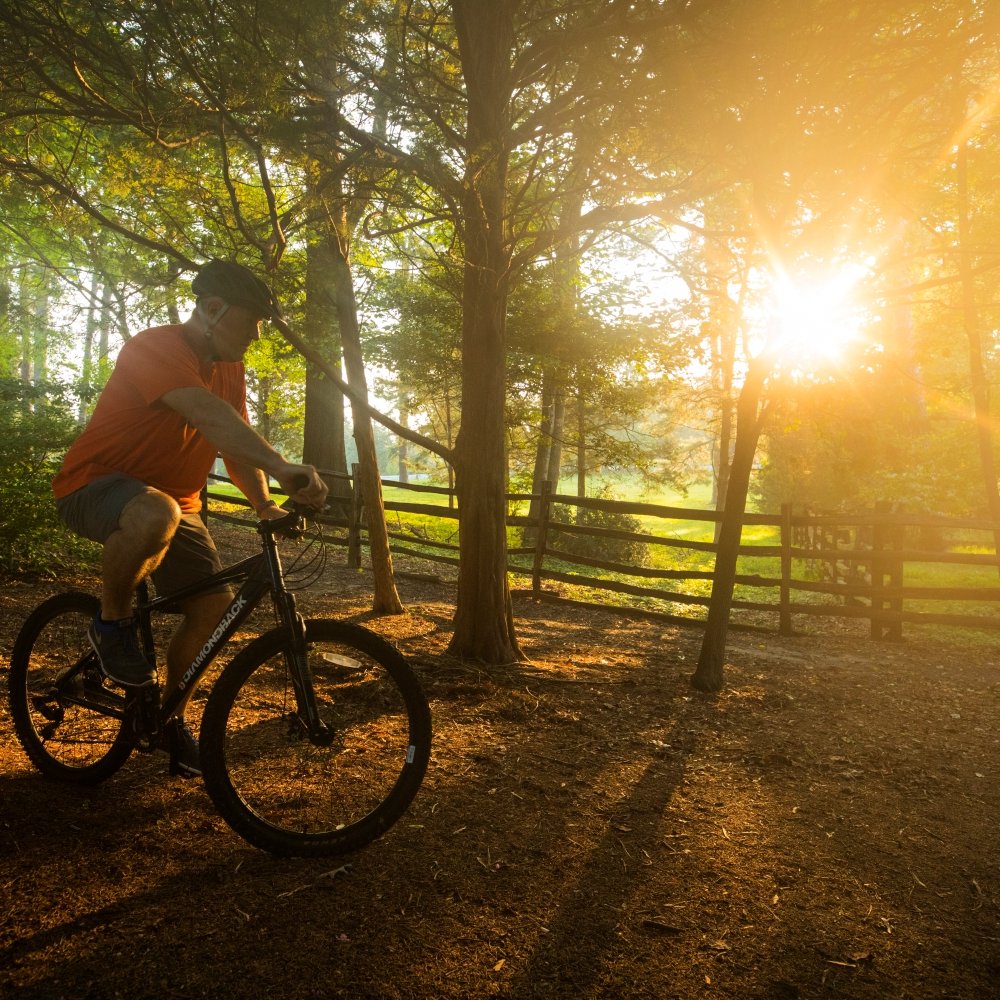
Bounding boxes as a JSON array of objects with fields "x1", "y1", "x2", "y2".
[{"x1": 125, "y1": 684, "x2": 162, "y2": 752}]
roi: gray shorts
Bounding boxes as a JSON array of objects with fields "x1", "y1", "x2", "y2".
[{"x1": 56, "y1": 474, "x2": 227, "y2": 599}]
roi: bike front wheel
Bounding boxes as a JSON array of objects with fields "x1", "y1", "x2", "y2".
[
  {"x1": 201, "y1": 619, "x2": 431, "y2": 857},
  {"x1": 8, "y1": 592, "x2": 133, "y2": 783}
]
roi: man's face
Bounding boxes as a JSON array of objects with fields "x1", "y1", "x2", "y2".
[{"x1": 204, "y1": 299, "x2": 265, "y2": 362}]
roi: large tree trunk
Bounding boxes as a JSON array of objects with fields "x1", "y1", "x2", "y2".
[
  {"x1": 712, "y1": 328, "x2": 736, "y2": 543},
  {"x1": 303, "y1": 234, "x2": 350, "y2": 500},
  {"x1": 691, "y1": 361, "x2": 767, "y2": 692},
  {"x1": 448, "y1": 0, "x2": 522, "y2": 663}
]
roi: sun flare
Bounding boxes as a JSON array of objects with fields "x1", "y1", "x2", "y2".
[{"x1": 766, "y1": 263, "x2": 869, "y2": 370}]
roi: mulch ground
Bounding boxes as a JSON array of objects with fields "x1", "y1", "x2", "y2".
[{"x1": 1, "y1": 524, "x2": 998, "y2": 999}]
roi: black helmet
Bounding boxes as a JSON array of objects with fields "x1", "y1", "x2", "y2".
[{"x1": 191, "y1": 259, "x2": 282, "y2": 320}]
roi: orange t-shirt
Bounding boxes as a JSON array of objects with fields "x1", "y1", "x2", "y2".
[{"x1": 53, "y1": 325, "x2": 247, "y2": 513}]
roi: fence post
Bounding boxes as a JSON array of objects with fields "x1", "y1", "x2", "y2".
[
  {"x1": 820, "y1": 512, "x2": 837, "y2": 586},
  {"x1": 347, "y1": 462, "x2": 363, "y2": 569},
  {"x1": 532, "y1": 480, "x2": 552, "y2": 598},
  {"x1": 779, "y1": 503, "x2": 793, "y2": 636},
  {"x1": 870, "y1": 502, "x2": 889, "y2": 640},
  {"x1": 888, "y1": 510, "x2": 905, "y2": 640}
]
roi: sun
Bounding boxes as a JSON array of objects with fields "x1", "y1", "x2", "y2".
[{"x1": 765, "y1": 263, "x2": 869, "y2": 370}]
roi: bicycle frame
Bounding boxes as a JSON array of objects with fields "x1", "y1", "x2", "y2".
[{"x1": 133, "y1": 508, "x2": 330, "y2": 742}]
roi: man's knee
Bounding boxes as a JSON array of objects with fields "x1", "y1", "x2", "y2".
[{"x1": 118, "y1": 489, "x2": 182, "y2": 554}]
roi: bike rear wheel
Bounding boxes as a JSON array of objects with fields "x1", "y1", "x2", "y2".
[
  {"x1": 201, "y1": 619, "x2": 431, "y2": 857},
  {"x1": 8, "y1": 592, "x2": 133, "y2": 783}
]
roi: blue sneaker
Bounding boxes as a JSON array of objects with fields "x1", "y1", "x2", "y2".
[{"x1": 87, "y1": 617, "x2": 157, "y2": 688}]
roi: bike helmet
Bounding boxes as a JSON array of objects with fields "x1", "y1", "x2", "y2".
[{"x1": 191, "y1": 259, "x2": 283, "y2": 320}]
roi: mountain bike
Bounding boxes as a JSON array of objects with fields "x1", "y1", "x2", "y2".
[{"x1": 7, "y1": 502, "x2": 432, "y2": 858}]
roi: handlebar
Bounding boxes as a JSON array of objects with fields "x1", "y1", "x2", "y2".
[{"x1": 256, "y1": 504, "x2": 307, "y2": 541}]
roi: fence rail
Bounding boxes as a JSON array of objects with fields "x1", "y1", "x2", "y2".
[{"x1": 204, "y1": 471, "x2": 1000, "y2": 639}]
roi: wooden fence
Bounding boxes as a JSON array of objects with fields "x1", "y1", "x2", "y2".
[{"x1": 204, "y1": 471, "x2": 1000, "y2": 639}]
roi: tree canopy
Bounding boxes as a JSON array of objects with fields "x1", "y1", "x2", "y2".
[{"x1": 2, "y1": 0, "x2": 999, "y2": 671}]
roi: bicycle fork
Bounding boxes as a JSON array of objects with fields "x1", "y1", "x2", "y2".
[{"x1": 275, "y1": 594, "x2": 335, "y2": 748}]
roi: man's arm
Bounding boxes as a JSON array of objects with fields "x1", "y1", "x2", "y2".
[
  {"x1": 160, "y1": 386, "x2": 327, "y2": 505},
  {"x1": 222, "y1": 458, "x2": 282, "y2": 519}
]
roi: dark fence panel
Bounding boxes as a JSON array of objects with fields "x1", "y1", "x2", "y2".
[{"x1": 204, "y1": 472, "x2": 1000, "y2": 638}]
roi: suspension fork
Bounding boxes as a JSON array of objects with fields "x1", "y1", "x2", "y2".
[{"x1": 272, "y1": 589, "x2": 334, "y2": 746}]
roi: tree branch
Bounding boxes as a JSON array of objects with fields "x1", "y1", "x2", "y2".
[
  {"x1": 271, "y1": 315, "x2": 454, "y2": 465},
  {"x1": 0, "y1": 153, "x2": 196, "y2": 266}
]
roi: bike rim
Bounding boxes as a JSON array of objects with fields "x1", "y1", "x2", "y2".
[{"x1": 218, "y1": 634, "x2": 426, "y2": 844}]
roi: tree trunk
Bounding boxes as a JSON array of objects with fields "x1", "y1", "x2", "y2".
[
  {"x1": 547, "y1": 389, "x2": 566, "y2": 487},
  {"x1": 32, "y1": 268, "x2": 49, "y2": 388},
  {"x1": 713, "y1": 355, "x2": 735, "y2": 543},
  {"x1": 328, "y1": 213, "x2": 403, "y2": 615},
  {"x1": 448, "y1": 0, "x2": 522, "y2": 663},
  {"x1": 303, "y1": 233, "x2": 349, "y2": 499},
  {"x1": 98, "y1": 283, "x2": 112, "y2": 369},
  {"x1": 397, "y1": 394, "x2": 410, "y2": 483},
  {"x1": 78, "y1": 273, "x2": 99, "y2": 422},
  {"x1": 17, "y1": 269, "x2": 31, "y2": 410},
  {"x1": 575, "y1": 383, "x2": 586, "y2": 503},
  {"x1": 957, "y1": 140, "x2": 1000, "y2": 565},
  {"x1": 691, "y1": 361, "x2": 767, "y2": 692},
  {"x1": 524, "y1": 373, "x2": 556, "y2": 545}
]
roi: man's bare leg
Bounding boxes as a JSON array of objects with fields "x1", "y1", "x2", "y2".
[
  {"x1": 88, "y1": 489, "x2": 182, "y2": 689},
  {"x1": 165, "y1": 590, "x2": 234, "y2": 718},
  {"x1": 100, "y1": 490, "x2": 181, "y2": 621},
  {"x1": 157, "y1": 591, "x2": 234, "y2": 778}
]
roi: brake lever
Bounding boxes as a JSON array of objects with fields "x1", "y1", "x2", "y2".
[{"x1": 272, "y1": 500, "x2": 329, "y2": 540}]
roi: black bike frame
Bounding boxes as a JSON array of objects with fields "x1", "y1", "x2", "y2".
[{"x1": 134, "y1": 512, "x2": 314, "y2": 726}]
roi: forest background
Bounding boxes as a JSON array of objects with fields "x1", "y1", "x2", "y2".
[{"x1": 2, "y1": 1, "x2": 1000, "y2": 670}]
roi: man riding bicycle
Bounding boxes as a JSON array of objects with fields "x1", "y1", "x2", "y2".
[{"x1": 53, "y1": 260, "x2": 328, "y2": 777}]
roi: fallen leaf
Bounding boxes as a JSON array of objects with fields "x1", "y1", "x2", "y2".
[{"x1": 494, "y1": 959, "x2": 506, "y2": 972}]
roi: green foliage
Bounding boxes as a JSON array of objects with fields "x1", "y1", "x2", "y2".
[
  {"x1": 754, "y1": 360, "x2": 991, "y2": 517},
  {"x1": 0, "y1": 380, "x2": 97, "y2": 575},
  {"x1": 244, "y1": 331, "x2": 306, "y2": 457},
  {"x1": 549, "y1": 486, "x2": 651, "y2": 567}
]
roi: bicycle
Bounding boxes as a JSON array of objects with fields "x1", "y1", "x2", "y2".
[{"x1": 7, "y1": 501, "x2": 432, "y2": 858}]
